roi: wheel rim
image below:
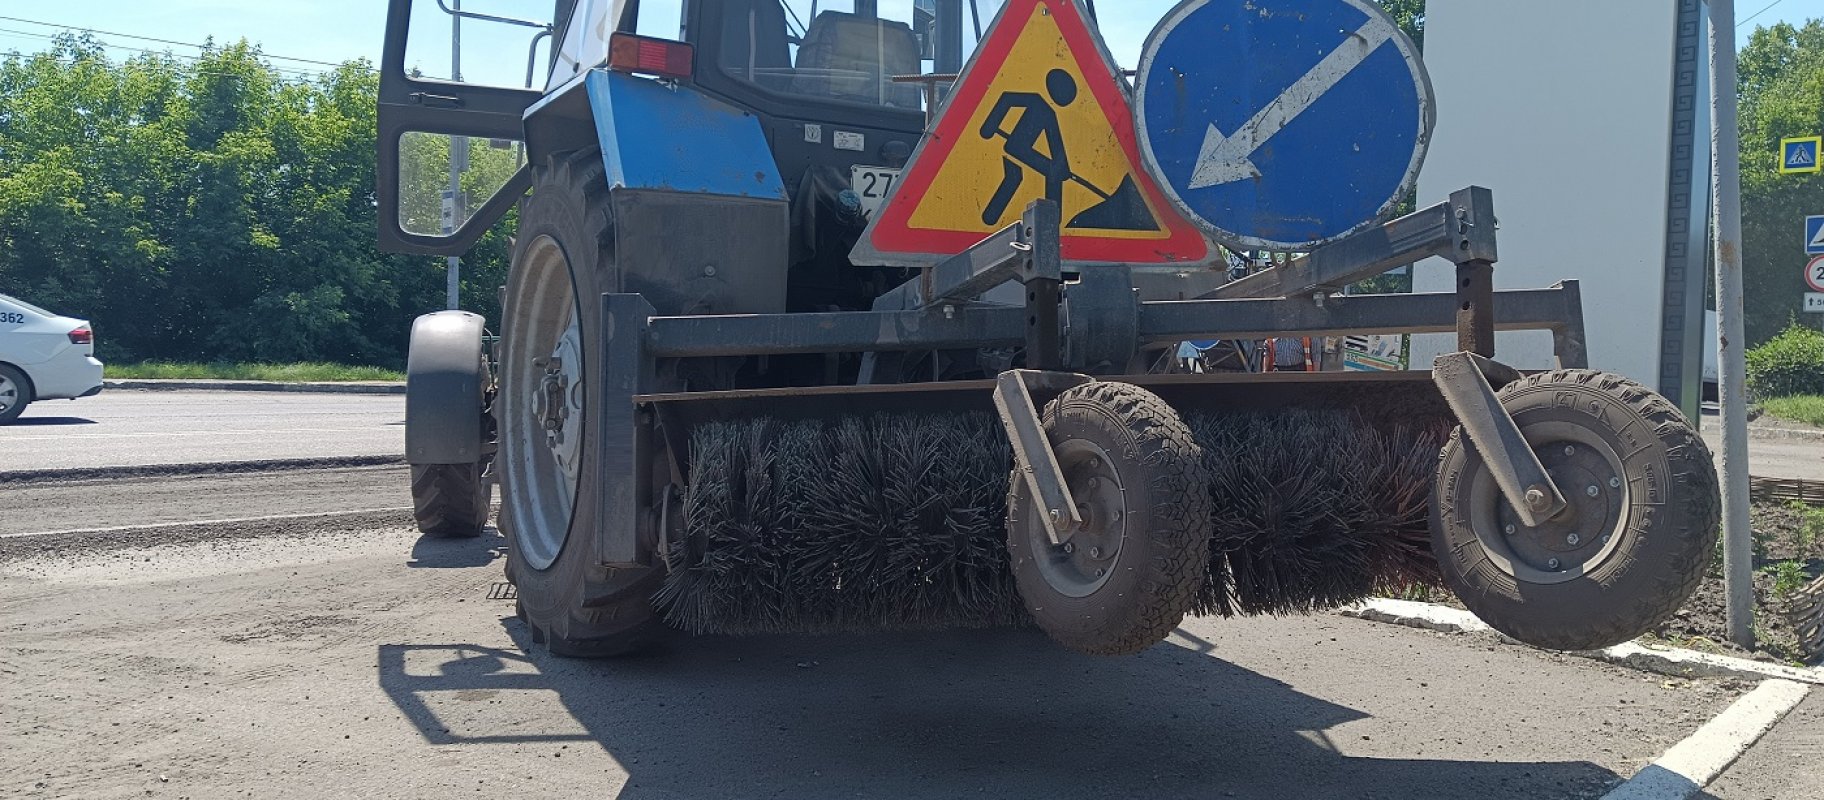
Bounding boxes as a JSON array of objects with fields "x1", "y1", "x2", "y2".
[
  {"x1": 1027, "y1": 439, "x2": 1128, "y2": 599},
  {"x1": 501, "y1": 235, "x2": 585, "y2": 571},
  {"x1": 0, "y1": 372, "x2": 16, "y2": 414},
  {"x1": 1468, "y1": 421, "x2": 1630, "y2": 586}
]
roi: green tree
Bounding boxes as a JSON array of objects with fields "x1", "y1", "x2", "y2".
[{"x1": 1738, "y1": 20, "x2": 1824, "y2": 345}]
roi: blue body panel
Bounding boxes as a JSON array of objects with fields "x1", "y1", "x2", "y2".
[{"x1": 585, "y1": 70, "x2": 787, "y2": 200}]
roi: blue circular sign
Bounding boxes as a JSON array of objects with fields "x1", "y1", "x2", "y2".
[{"x1": 1134, "y1": 0, "x2": 1434, "y2": 251}]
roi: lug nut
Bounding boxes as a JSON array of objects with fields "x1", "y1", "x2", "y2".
[
  {"x1": 1566, "y1": 533, "x2": 1581, "y2": 546},
  {"x1": 1062, "y1": 542, "x2": 1074, "y2": 554},
  {"x1": 1089, "y1": 547, "x2": 1103, "y2": 559},
  {"x1": 1504, "y1": 524, "x2": 1516, "y2": 536},
  {"x1": 1547, "y1": 558, "x2": 1562, "y2": 570},
  {"x1": 1563, "y1": 445, "x2": 1575, "y2": 457},
  {"x1": 1601, "y1": 534, "x2": 1612, "y2": 544},
  {"x1": 1609, "y1": 477, "x2": 1622, "y2": 489},
  {"x1": 1095, "y1": 568, "x2": 1107, "y2": 578},
  {"x1": 1586, "y1": 485, "x2": 1600, "y2": 498}
]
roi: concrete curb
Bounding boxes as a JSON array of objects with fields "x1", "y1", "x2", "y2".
[
  {"x1": 102, "y1": 379, "x2": 405, "y2": 395},
  {"x1": 1344, "y1": 598, "x2": 1824, "y2": 685}
]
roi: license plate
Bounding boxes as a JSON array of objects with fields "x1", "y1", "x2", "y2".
[{"x1": 851, "y1": 165, "x2": 901, "y2": 218}]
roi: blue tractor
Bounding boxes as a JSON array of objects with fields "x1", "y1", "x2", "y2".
[{"x1": 378, "y1": 0, "x2": 1721, "y2": 660}]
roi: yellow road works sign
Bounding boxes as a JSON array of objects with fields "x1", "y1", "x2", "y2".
[{"x1": 852, "y1": 0, "x2": 1212, "y2": 268}]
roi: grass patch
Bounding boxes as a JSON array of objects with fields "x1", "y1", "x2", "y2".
[
  {"x1": 108, "y1": 361, "x2": 404, "y2": 382},
  {"x1": 1760, "y1": 394, "x2": 1824, "y2": 428}
]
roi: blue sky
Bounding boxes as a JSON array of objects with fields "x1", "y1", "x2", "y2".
[{"x1": 2, "y1": 0, "x2": 1821, "y2": 85}]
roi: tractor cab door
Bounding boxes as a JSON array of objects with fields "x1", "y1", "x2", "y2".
[{"x1": 376, "y1": 0, "x2": 584, "y2": 256}]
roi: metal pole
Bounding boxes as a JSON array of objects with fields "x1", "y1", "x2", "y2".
[
  {"x1": 1707, "y1": 0, "x2": 1754, "y2": 649},
  {"x1": 445, "y1": 0, "x2": 464, "y2": 311}
]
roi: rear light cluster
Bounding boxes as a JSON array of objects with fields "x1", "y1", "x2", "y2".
[
  {"x1": 68, "y1": 326, "x2": 92, "y2": 345},
  {"x1": 607, "y1": 33, "x2": 694, "y2": 80}
]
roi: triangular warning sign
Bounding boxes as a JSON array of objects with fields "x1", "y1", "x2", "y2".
[
  {"x1": 851, "y1": 0, "x2": 1214, "y2": 268},
  {"x1": 1811, "y1": 220, "x2": 1824, "y2": 250}
]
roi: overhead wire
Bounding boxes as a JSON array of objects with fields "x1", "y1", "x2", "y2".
[{"x1": 0, "y1": 13, "x2": 360, "y2": 69}]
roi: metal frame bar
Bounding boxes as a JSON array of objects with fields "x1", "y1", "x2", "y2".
[
  {"x1": 991, "y1": 370, "x2": 1094, "y2": 545},
  {"x1": 1431, "y1": 352, "x2": 1568, "y2": 527}
]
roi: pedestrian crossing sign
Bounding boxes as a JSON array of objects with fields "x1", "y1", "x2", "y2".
[
  {"x1": 850, "y1": 0, "x2": 1213, "y2": 268},
  {"x1": 1782, "y1": 136, "x2": 1822, "y2": 175}
]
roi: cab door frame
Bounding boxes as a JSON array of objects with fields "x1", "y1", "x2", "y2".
[{"x1": 375, "y1": 0, "x2": 550, "y2": 256}]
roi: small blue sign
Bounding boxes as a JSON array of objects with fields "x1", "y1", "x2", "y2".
[
  {"x1": 1133, "y1": 0, "x2": 1433, "y2": 251},
  {"x1": 1783, "y1": 137, "x2": 1822, "y2": 175},
  {"x1": 1807, "y1": 215, "x2": 1824, "y2": 257}
]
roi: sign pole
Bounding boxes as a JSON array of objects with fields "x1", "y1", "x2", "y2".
[
  {"x1": 445, "y1": 0, "x2": 464, "y2": 311},
  {"x1": 1707, "y1": 0, "x2": 1754, "y2": 649}
]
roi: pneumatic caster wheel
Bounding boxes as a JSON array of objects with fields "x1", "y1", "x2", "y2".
[
  {"x1": 1431, "y1": 369, "x2": 1720, "y2": 651},
  {"x1": 1006, "y1": 382, "x2": 1212, "y2": 656}
]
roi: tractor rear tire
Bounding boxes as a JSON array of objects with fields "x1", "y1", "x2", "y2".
[
  {"x1": 1007, "y1": 382, "x2": 1212, "y2": 656},
  {"x1": 410, "y1": 463, "x2": 489, "y2": 537},
  {"x1": 498, "y1": 148, "x2": 662, "y2": 658},
  {"x1": 1431, "y1": 369, "x2": 1719, "y2": 651}
]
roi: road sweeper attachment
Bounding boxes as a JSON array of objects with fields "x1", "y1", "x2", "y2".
[{"x1": 382, "y1": 0, "x2": 1721, "y2": 659}]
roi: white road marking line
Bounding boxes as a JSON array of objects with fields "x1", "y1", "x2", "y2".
[
  {"x1": 0, "y1": 507, "x2": 413, "y2": 539},
  {"x1": 0, "y1": 427, "x2": 391, "y2": 441},
  {"x1": 1601, "y1": 679, "x2": 1811, "y2": 800}
]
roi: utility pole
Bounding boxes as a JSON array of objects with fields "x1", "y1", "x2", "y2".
[
  {"x1": 1707, "y1": 0, "x2": 1754, "y2": 649},
  {"x1": 445, "y1": 0, "x2": 465, "y2": 311}
]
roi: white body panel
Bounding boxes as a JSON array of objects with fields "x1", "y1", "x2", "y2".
[
  {"x1": 1414, "y1": 0, "x2": 1682, "y2": 383},
  {"x1": 0, "y1": 295, "x2": 103, "y2": 401}
]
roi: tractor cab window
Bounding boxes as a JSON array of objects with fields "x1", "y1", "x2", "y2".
[{"x1": 717, "y1": 0, "x2": 1004, "y2": 110}]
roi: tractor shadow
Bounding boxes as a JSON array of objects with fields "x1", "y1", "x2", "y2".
[
  {"x1": 405, "y1": 526, "x2": 507, "y2": 569},
  {"x1": 378, "y1": 624, "x2": 1624, "y2": 799}
]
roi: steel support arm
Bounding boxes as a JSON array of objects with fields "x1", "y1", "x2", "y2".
[
  {"x1": 1431, "y1": 352, "x2": 1568, "y2": 527},
  {"x1": 1205, "y1": 186, "x2": 1498, "y2": 301}
]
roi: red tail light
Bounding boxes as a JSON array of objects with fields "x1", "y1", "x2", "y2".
[
  {"x1": 68, "y1": 326, "x2": 92, "y2": 345},
  {"x1": 608, "y1": 33, "x2": 694, "y2": 80}
]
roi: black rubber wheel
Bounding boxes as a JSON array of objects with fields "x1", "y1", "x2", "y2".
[
  {"x1": 498, "y1": 149, "x2": 661, "y2": 658},
  {"x1": 1007, "y1": 382, "x2": 1212, "y2": 656},
  {"x1": 0, "y1": 364, "x2": 32, "y2": 425},
  {"x1": 410, "y1": 463, "x2": 489, "y2": 537},
  {"x1": 1432, "y1": 369, "x2": 1720, "y2": 651}
]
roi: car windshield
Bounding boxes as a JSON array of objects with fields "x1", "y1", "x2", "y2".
[
  {"x1": 717, "y1": 0, "x2": 1005, "y2": 110},
  {"x1": 0, "y1": 293, "x2": 54, "y2": 317}
]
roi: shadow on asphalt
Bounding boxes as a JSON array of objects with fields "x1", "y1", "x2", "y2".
[
  {"x1": 378, "y1": 624, "x2": 1624, "y2": 799},
  {"x1": 9, "y1": 416, "x2": 97, "y2": 426},
  {"x1": 406, "y1": 528, "x2": 507, "y2": 569}
]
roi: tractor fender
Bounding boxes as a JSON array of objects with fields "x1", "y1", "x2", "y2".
[{"x1": 406, "y1": 311, "x2": 487, "y2": 465}]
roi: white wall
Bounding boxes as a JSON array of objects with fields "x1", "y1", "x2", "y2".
[{"x1": 1414, "y1": 1, "x2": 1681, "y2": 381}]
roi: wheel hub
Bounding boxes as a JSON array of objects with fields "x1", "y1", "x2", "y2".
[
  {"x1": 1034, "y1": 442, "x2": 1127, "y2": 598},
  {"x1": 532, "y1": 318, "x2": 584, "y2": 490},
  {"x1": 1483, "y1": 435, "x2": 1627, "y2": 581},
  {"x1": 0, "y1": 373, "x2": 15, "y2": 413}
]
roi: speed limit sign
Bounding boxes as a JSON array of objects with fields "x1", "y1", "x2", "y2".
[{"x1": 1809, "y1": 255, "x2": 1824, "y2": 292}]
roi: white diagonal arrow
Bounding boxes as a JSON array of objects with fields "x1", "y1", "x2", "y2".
[{"x1": 1189, "y1": 15, "x2": 1400, "y2": 189}]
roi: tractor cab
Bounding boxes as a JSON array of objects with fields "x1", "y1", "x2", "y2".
[{"x1": 378, "y1": 0, "x2": 1005, "y2": 314}]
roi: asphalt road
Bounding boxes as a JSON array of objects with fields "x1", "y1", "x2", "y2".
[
  {"x1": 0, "y1": 504, "x2": 1746, "y2": 800},
  {"x1": 3, "y1": 390, "x2": 403, "y2": 472}
]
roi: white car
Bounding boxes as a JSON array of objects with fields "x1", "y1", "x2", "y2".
[{"x1": 0, "y1": 293, "x2": 104, "y2": 423}]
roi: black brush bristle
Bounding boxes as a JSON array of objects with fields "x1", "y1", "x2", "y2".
[
  {"x1": 661, "y1": 406, "x2": 1445, "y2": 637},
  {"x1": 661, "y1": 411, "x2": 1028, "y2": 635}
]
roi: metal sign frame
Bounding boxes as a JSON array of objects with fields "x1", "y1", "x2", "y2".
[{"x1": 1782, "y1": 135, "x2": 1823, "y2": 175}]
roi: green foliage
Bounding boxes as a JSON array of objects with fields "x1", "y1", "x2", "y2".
[
  {"x1": 107, "y1": 361, "x2": 405, "y2": 382},
  {"x1": 1744, "y1": 324, "x2": 1824, "y2": 398},
  {"x1": 1792, "y1": 501, "x2": 1824, "y2": 559},
  {"x1": 1762, "y1": 394, "x2": 1824, "y2": 427},
  {"x1": 1739, "y1": 21, "x2": 1824, "y2": 346},
  {"x1": 0, "y1": 35, "x2": 508, "y2": 369},
  {"x1": 1375, "y1": 0, "x2": 1425, "y2": 50},
  {"x1": 1769, "y1": 560, "x2": 1808, "y2": 598}
]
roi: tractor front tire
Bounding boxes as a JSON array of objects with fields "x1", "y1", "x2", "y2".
[
  {"x1": 410, "y1": 463, "x2": 489, "y2": 537},
  {"x1": 1007, "y1": 382, "x2": 1212, "y2": 656},
  {"x1": 1432, "y1": 369, "x2": 1719, "y2": 651}
]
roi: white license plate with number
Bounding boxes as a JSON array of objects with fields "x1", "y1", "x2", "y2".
[{"x1": 851, "y1": 166, "x2": 901, "y2": 218}]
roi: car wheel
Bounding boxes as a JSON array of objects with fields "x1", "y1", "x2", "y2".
[{"x1": 0, "y1": 364, "x2": 33, "y2": 424}]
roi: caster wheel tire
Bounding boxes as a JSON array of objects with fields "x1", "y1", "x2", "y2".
[
  {"x1": 1007, "y1": 382, "x2": 1212, "y2": 656},
  {"x1": 1432, "y1": 369, "x2": 1720, "y2": 651}
]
